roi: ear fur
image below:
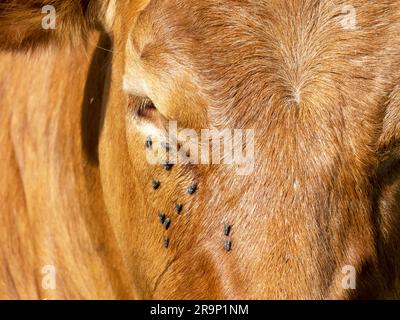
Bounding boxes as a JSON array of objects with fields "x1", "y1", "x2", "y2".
[{"x1": 0, "y1": 0, "x2": 111, "y2": 50}]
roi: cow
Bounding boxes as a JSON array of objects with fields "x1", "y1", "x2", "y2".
[{"x1": 1, "y1": 0, "x2": 400, "y2": 299}]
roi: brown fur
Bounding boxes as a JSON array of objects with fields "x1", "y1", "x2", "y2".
[{"x1": 1, "y1": 0, "x2": 400, "y2": 299}]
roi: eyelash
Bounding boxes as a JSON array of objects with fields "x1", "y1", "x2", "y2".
[{"x1": 137, "y1": 97, "x2": 156, "y2": 117}]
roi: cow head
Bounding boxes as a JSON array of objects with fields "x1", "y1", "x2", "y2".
[{"x1": 2, "y1": 0, "x2": 400, "y2": 299}]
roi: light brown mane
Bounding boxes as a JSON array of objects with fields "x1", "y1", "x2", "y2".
[{"x1": 0, "y1": 33, "x2": 135, "y2": 299}]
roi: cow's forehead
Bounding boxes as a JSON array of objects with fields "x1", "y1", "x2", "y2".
[
  {"x1": 129, "y1": 0, "x2": 269, "y2": 61},
  {"x1": 125, "y1": 0, "x2": 312, "y2": 126},
  {"x1": 123, "y1": 0, "x2": 395, "y2": 130},
  {"x1": 124, "y1": 0, "x2": 276, "y2": 97}
]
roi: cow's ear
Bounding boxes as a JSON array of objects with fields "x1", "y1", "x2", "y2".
[{"x1": 0, "y1": 0, "x2": 113, "y2": 51}]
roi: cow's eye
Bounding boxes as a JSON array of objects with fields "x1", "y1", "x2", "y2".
[
  {"x1": 128, "y1": 96, "x2": 166, "y2": 129},
  {"x1": 137, "y1": 97, "x2": 157, "y2": 119}
]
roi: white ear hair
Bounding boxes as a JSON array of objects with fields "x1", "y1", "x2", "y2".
[{"x1": 102, "y1": 0, "x2": 117, "y2": 33}]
